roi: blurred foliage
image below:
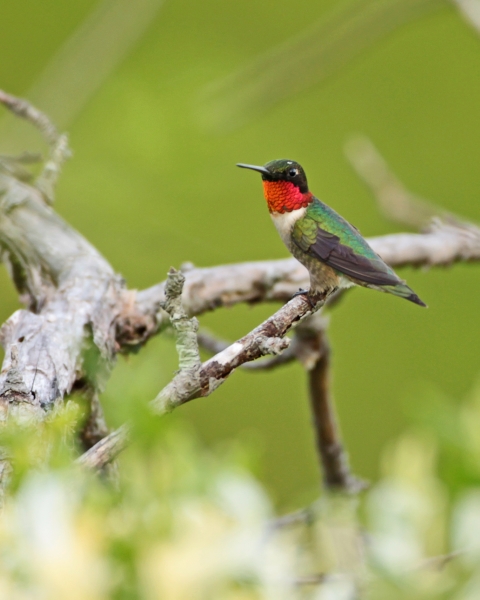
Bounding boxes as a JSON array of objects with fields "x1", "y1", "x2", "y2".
[{"x1": 1, "y1": 380, "x2": 480, "y2": 598}]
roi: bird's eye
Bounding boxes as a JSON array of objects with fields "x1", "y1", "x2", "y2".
[{"x1": 288, "y1": 168, "x2": 298, "y2": 177}]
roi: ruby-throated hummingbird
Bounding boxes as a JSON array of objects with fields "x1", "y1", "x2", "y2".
[{"x1": 237, "y1": 159, "x2": 426, "y2": 306}]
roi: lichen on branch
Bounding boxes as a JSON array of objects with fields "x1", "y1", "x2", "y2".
[{"x1": 162, "y1": 268, "x2": 201, "y2": 371}]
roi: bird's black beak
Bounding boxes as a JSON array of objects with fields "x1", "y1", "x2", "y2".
[{"x1": 236, "y1": 163, "x2": 270, "y2": 175}]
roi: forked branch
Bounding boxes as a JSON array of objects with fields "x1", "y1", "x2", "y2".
[
  {"x1": 81, "y1": 286, "x2": 321, "y2": 470},
  {"x1": 152, "y1": 291, "x2": 320, "y2": 413}
]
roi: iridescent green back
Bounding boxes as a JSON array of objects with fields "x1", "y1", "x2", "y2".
[{"x1": 295, "y1": 198, "x2": 382, "y2": 261}]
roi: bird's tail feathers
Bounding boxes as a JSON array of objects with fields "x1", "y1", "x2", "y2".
[{"x1": 383, "y1": 282, "x2": 427, "y2": 307}]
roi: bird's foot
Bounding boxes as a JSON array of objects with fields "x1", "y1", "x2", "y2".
[{"x1": 292, "y1": 288, "x2": 309, "y2": 299}]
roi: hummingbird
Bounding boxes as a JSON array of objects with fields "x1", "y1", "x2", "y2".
[{"x1": 237, "y1": 159, "x2": 426, "y2": 307}]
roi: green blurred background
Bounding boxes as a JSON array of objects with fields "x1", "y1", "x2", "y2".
[{"x1": 0, "y1": 0, "x2": 479, "y2": 509}]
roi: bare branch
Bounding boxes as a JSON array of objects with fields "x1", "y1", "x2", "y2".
[
  {"x1": 80, "y1": 294, "x2": 323, "y2": 471},
  {"x1": 369, "y1": 221, "x2": 480, "y2": 266},
  {"x1": 302, "y1": 321, "x2": 364, "y2": 493},
  {"x1": 0, "y1": 91, "x2": 127, "y2": 420},
  {"x1": 268, "y1": 506, "x2": 313, "y2": 530},
  {"x1": 35, "y1": 133, "x2": 71, "y2": 205},
  {"x1": 120, "y1": 219, "x2": 480, "y2": 347},
  {"x1": 0, "y1": 89, "x2": 71, "y2": 204},
  {"x1": 288, "y1": 314, "x2": 364, "y2": 492},
  {"x1": 0, "y1": 173, "x2": 126, "y2": 418},
  {"x1": 344, "y1": 135, "x2": 480, "y2": 271},
  {"x1": 1, "y1": 88, "x2": 479, "y2": 482},
  {"x1": 197, "y1": 329, "x2": 297, "y2": 371},
  {"x1": 197, "y1": 330, "x2": 229, "y2": 354},
  {"x1": 0, "y1": 89, "x2": 59, "y2": 146},
  {"x1": 152, "y1": 293, "x2": 322, "y2": 414},
  {"x1": 76, "y1": 423, "x2": 129, "y2": 470},
  {"x1": 0, "y1": 152, "x2": 40, "y2": 182},
  {"x1": 345, "y1": 135, "x2": 452, "y2": 228},
  {"x1": 413, "y1": 549, "x2": 463, "y2": 572},
  {"x1": 118, "y1": 258, "x2": 310, "y2": 347},
  {"x1": 293, "y1": 574, "x2": 327, "y2": 586}
]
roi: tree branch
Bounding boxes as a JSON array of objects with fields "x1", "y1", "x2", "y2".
[
  {"x1": 81, "y1": 294, "x2": 323, "y2": 471},
  {"x1": 0, "y1": 90, "x2": 126, "y2": 422},
  {"x1": 345, "y1": 135, "x2": 454, "y2": 228},
  {"x1": 0, "y1": 89, "x2": 59, "y2": 146},
  {"x1": 76, "y1": 423, "x2": 129, "y2": 470},
  {"x1": 152, "y1": 293, "x2": 322, "y2": 414},
  {"x1": 200, "y1": 313, "x2": 362, "y2": 492},
  {"x1": 297, "y1": 318, "x2": 364, "y2": 492},
  {"x1": 345, "y1": 134, "x2": 478, "y2": 236},
  {"x1": 197, "y1": 329, "x2": 297, "y2": 370},
  {"x1": 120, "y1": 220, "x2": 480, "y2": 348},
  {"x1": 0, "y1": 178, "x2": 126, "y2": 419},
  {"x1": 0, "y1": 89, "x2": 70, "y2": 204}
]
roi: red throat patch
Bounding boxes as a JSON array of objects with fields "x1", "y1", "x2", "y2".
[{"x1": 262, "y1": 180, "x2": 312, "y2": 213}]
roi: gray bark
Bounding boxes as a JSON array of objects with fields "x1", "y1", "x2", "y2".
[{"x1": 0, "y1": 172, "x2": 126, "y2": 420}]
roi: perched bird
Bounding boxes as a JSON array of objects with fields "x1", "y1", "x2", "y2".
[{"x1": 237, "y1": 159, "x2": 426, "y2": 307}]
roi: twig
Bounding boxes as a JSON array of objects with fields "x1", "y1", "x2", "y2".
[
  {"x1": 80, "y1": 294, "x2": 323, "y2": 470},
  {"x1": 308, "y1": 334, "x2": 363, "y2": 492},
  {"x1": 0, "y1": 152, "x2": 39, "y2": 182},
  {"x1": 0, "y1": 89, "x2": 59, "y2": 146},
  {"x1": 413, "y1": 549, "x2": 463, "y2": 571},
  {"x1": 76, "y1": 423, "x2": 130, "y2": 470},
  {"x1": 197, "y1": 330, "x2": 230, "y2": 354},
  {"x1": 152, "y1": 293, "x2": 323, "y2": 414},
  {"x1": 295, "y1": 317, "x2": 363, "y2": 492},
  {"x1": 293, "y1": 574, "x2": 327, "y2": 586},
  {"x1": 268, "y1": 506, "x2": 314, "y2": 530},
  {"x1": 0, "y1": 88, "x2": 71, "y2": 204},
  {"x1": 345, "y1": 135, "x2": 460, "y2": 228},
  {"x1": 35, "y1": 133, "x2": 71, "y2": 205},
  {"x1": 197, "y1": 329, "x2": 297, "y2": 371}
]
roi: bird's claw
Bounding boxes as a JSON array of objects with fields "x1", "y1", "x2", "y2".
[
  {"x1": 292, "y1": 288, "x2": 309, "y2": 299},
  {"x1": 292, "y1": 288, "x2": 315, "y2": 309},
  {"x1": 292, "y1": 288, "x2": 326, "y2": 310}
]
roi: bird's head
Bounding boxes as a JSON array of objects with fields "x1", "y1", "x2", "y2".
[{"x1": 237, "y1": 159, "x2": 312, "y2": 213}]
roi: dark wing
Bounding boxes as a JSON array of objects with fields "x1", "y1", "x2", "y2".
[
  {"x1": 310, "y1": 230, "x2": 401, "y2": 285},
  {"x1": 292, "y1": 210, "x2": 402, "y2": 287}
]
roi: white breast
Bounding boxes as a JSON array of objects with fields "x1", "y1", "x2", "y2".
[{"x1": 270, "y1": 207, "x2": 307, "y2": 248}]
